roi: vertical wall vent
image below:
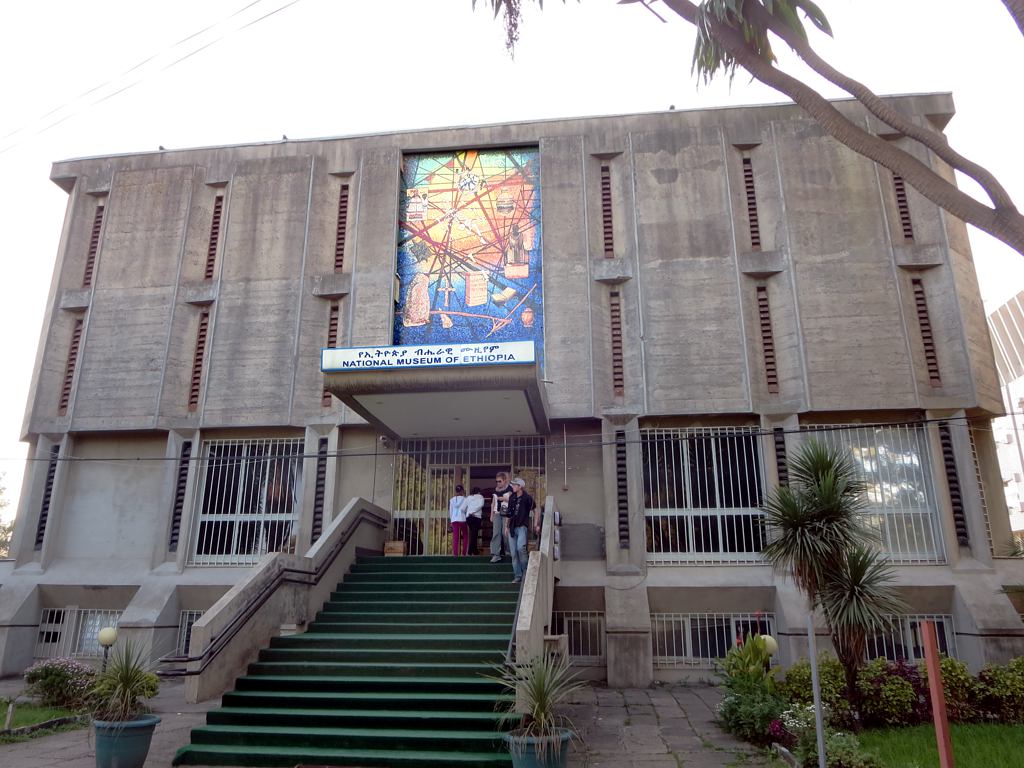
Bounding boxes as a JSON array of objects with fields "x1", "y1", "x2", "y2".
[
  {"x1": 322, "y1": 301, "x2": 341, "y2": 407},
  {"x1": 773, "y1": 428, "x2": 789, "y2": 487},
  {"x1": 58, "y1": 317, "x2": 84, "y2": 416},
  {"x1": 335, "y1": 183, "x2": 350, "y2": 272},
  {"x1": 615, "y1": 430, "x2": 630, "y2": 548},
  {"x1": 893, "y1": 174, "x2": 915, "y2": 242},
  {"x1": 167, "y1": 440, "x2": 192, "y2": 552},
  {"x1": 82, "y1": 204, "x2": 104, "y2": 288},
  {"x1": 600, "y1": 164, "x2": 614, "y2": 258},
  {"x1": 756, "y1": 286, "x2": 779, "y2": 394},
  {"x1": 188, "y1": 311, "x2": 210, "y2": 412},
  {"x1": 311, "y1": 437, "x2": 329, "y2": 542},
  {"x1": 609, "y1": 291, "x2": 624, "y2": 395},
  {"x1": 911, "y1": 278, "x2": 941, "y2": 387},
  {"x1": 35, "y1": 445, "x2": 60, "y2": 550},
  {"x1": 938, "y1": 422, "x2": 969, "y2": 545},
  {"x1": 742, "y1": 157, "x2": 761, "y2": 250},
  {"x1": 204, "y1": 195, "x2": 224, "y2": 280}
]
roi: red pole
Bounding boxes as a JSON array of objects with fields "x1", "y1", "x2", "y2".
[{"x1": 922, "y1": 620, "x2": 955, "y2": 768}]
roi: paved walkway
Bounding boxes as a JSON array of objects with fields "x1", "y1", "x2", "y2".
[{"x1": 0, "y1": 677, "x2": 772, "y2": 767}]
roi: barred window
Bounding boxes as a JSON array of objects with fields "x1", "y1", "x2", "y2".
[
  {"x1": 809, "y1": 424, "x2": 943, "y2": 564},
  {"x1": 643, "y1": 428, "x2": 766, "y2": 564},
  {"x1": 35, "y1": 608, "x2": 122, "y2": 659},
  {"x1": 866, "y1": 614, "x2": 956, "y2": 661},
  {"x1": 652, "y1": 612, "x2": 775, "y2": 668},
  {"x1": 187, "y1": 438, "x2": 304, "y2": 566}
]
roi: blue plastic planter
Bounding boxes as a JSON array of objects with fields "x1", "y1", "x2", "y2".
[
  {"x1": 93, "y1": 714, "x2": 161, "y2": 768},
  {"x1": 504, "y1": 729, "x2": 572, "y2": 768}
]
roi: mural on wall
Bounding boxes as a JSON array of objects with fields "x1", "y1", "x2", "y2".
[{"x1": 394, "y1": 148, "x2": 543, "y2": 363}]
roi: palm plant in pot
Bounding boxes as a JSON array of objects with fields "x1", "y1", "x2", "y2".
[
  {"x1": 89, "y1": 638, "x2": 161, "y2": 768},
  {"x1": 490, "y1": 653, "x2": 584, "y2": 768}
]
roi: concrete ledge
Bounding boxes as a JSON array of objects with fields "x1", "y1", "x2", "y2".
[
  {"x1": 59, "y1": 289, "x2": 91, "y2": 311},
  {"x1": 592, "y1": 258, "x2": 633, "y2": 285},
  {"x1": 311, "y1": 271, "x2": 352, "y2": 299},
  {"x1": 894, "y1": 242, "x2": 945, "y2": 269},
  {"x1": 738, "y1": 249, "x2": 786, "y2": 277},
  {"x1": 181, "y1": 281, "x2": 218, "y2": 306}
]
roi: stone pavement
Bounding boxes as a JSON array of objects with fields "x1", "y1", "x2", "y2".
[{"x1": 0, "y1": 676, "x2": 773, "y2": 767}]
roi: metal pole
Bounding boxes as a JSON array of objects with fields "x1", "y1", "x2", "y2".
[{"x1": 807, "y1": 609, "x2": 826, "y2": 768}]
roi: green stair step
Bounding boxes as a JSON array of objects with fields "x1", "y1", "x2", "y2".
[
  {"x1": 221, "y1": 689, "x2": 513, "y2": 712},
  {"x1": 322, "y1": 599, "x2": 517, "y2": 612},
  {"x1": 174, "y1": 743, "x2": 512, "y2": 767},
  {"x1": 270, "y1": 633, "x2": 508, "y2": 651},
  {"x1": 336, "y1": 582, "x2": 521, "y2": 594},
  {"x1": 206, "y1": 706, "x2": 513, "y2": 731},
  {"x1": 190, "y1": 723, "x2": 506, "y2": 751},
  {"x1": 234, "y1": 673, "x2": 503, "y2": 694},
  {"x1": 259, "y1": 648, "x2": 504, "y2": 664},
  {"x1": 248, "y1": 661, "x2": 498, "y2": 677},
  {"x1": 308, "y1": 620, "x2": 511, "y2": 633}
]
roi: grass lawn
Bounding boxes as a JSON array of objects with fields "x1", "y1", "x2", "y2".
[
  {"x1": 0, "y1": 702, "x2": 86, "y2": 743},
  {"x1": 858, "y1": 723, "x2": 1024, "y2": 768}
]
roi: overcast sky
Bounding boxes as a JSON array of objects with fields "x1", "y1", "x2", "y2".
[{"x1": 1, "y1": 0, "x2": 1021, "y2": 522}]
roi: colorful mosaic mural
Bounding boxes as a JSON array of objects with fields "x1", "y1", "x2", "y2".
[{"x1": 394, "y1": 148, "x2": 543, "y2": 363}]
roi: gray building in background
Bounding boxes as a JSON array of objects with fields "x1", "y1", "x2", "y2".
[{"x1": 2, "y1": 92, "x2": 1023, "y2": 687}]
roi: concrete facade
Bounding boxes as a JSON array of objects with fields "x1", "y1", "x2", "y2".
[{"x1": 2, "y1": 93, "x2": 1024, "y2": 686}]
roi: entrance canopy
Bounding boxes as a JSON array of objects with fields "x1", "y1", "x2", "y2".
[{"x1": 322, "y1": 342, "x2": 550, "y2": 439}]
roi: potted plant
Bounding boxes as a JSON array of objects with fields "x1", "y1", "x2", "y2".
[
  {"x1": 89, "y1": 638, "x2": 161, "y2": 768},
  {"x1": 490, "y1": 653, "x2": 584, "y2": 768}
]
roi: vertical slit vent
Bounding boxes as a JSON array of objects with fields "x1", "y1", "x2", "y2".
[
  {"x1": 58, "y1": 317, "x2": 84, "y2": 415},
  {"x1": 204, "y1": 195, "x2": 224, "y2": 280},
  {"x1": 756, "y1": 286, "x2": 779, "y2": 394},
  {"x1": 322, "y1": 302, "x2": 340, "y2": 407},
  {"x1": 82, "y1": 204, "x2": 104, "y2": 288},
  {"x1": 912, "y1": 279, "x2": 941, "y2": 387},
  {"x1": 938, "y1": 422, "x2": 969, "y2": 545},
  {"x1": 168, "y1": 440, "x2": 192, "y2": 552},
  {"x1": 311, "y1": 437, "x2": 329, "y2": 542},
  {"x1": 742, "y1": 158, "x2": 761, "y2": 250},
  {"x1": 893, "y1": 174, "x2": 915, "y2": 241},
  {"x1": 610, "y1": 291, "x2": 624, "y2": 395},
  {"x1": 35, "y1": 446, "x2": 60, "y2": 550},
  {"x1": 773, "y1": 428, "x2": 789, "y2": 487},
  {"x1": 615, "y1": 430, "x2": 629, "y2": 548},
  {"x1": 335, "y1": 184, "x2": 350, "y2": 272},
  {"x1": 188, "y1": 311, "x2": 210, "y2": 412},
  {"x1": 600, "y1": 165, "x2": 614, "y2": 258}
]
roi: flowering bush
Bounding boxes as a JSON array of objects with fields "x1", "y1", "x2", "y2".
[
  {"x1": 24, "y1": 656, "x2": 96, "y2": 709},
  {"x1": 856, "y1": 658, "x2": 928, "y2": 727},
  {"x1": 716, "y1": 688, "x2": 787, "y2": 745},
  {"x1": 778, "y1": 654, "x2": 854, "y2": 728},
  {"x1": 976, "y1": 656, "x2": 1024, "y2": 723},
  {"x1": 919, "y1": 656, "x2": 978, "y2": 723}
]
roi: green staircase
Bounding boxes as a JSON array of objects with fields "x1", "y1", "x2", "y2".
[{"x1": 174, "y1": 555, "x2": 519, "y2": 767}]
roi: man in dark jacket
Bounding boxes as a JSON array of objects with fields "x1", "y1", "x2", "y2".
[{"x1": 504, "y1": 477, "x2": 535, "y2": 583}]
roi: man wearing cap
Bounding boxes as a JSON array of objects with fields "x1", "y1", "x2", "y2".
[{"x1": 504, "y1": 478, "x2": 535, "y2": 583}]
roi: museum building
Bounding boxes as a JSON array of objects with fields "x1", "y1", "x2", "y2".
[{"x1": 1, "y1": 92, "x2": 1023, "y2": 687}]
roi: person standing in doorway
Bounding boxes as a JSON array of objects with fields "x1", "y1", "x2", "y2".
[
  {"x1": 465, "y1": 486, "x2": 485, "y2": 556},
  {"x1": 489, "y1": 472, "x2": 512, "y2": 563},
  {"x1": 505, "y1": 477, "x2": 535, "y2": 584},
  {"x1": 449, "y1": 485, "x2": 469, "y2": 557}
]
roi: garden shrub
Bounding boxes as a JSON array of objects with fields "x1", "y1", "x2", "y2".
[
  {"x1": 717, "y1": 687, "x2": 788, "y2": 744},
  {"x1": 856, "y1": 658, "x2": 927, "y2": 727},
  {"x1": 976, "y1": 656, "x2": 1024, "y2": 723},
  {"x1": 919, "y1": 656, "x2": 978, "y2": 723},
  {"x1": 782, "y1": 704, "x2": 881, "y2": 768},
  {"x1": 24, "y1": 657, "x2": 95, "y2": 709},
  {"x1": 779, "y1": 654, "x2": 853, "y2": 728}
]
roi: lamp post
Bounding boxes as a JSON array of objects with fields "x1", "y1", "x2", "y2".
[{"x1": 98, "y1": 626, "x2": 117, "y2": 672}]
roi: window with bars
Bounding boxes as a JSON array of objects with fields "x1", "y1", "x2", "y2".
[
  {"x1": 186, "y1": 438, "x2": 305, "y2": 566},
  {"x1": 335, "y1": 183, "x2": 351, "y2": 272},
  {"x1": 600, "y1": 164, "x2": 614, "y2": 258},
  {"x1": 35, "y1": 608, "x2": 122, "y2": 659},
  {"x1": 177, "y1": 610, "x2": 204, "y2": 655},
  {"x1": 204, "y1": 195, "x2": 224, "y2": 280},
  {"x1": 741, "y1": 157, "x2": 761, "y2": 250},
  {"x1": 892, "y1": 174, "x2": 915, "y2": 242},
  {"x1": 866, "y1": 614, "x2": 956, "y2": 661},
  {"x1": 808, "y1": 424, "x2": 944, "y2": 563},
  {"x1": 322, "y1": 302, "x2": 340, "y2": 407},
  {"x1": 642, "y1": 428, "x2": 766, "y2": 564},
  {"x1": 188, "y1": 311, "x2": 210, "y2": 412},
  {"x1": 58, "y1": 316, "x2": 84, "y2": 415},
  {"x1": 652, "y1": 612, "x2": 775, "y2": 668},
  {"x1": 551, "y1": 611, "x2": 606, "y2": 666},
  {"x1": 82, "y1": 204, "x2": 105, "y2": 288},
  {"x1": 609, "y1": 291, "x2": 624, "y2": 395}
]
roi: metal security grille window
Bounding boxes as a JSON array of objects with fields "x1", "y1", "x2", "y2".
[
  {"x1": 335, "y1": 183, "x2": 350, "y2": 272},
  {"x1": 35, "y1": 608, "x2": 122, "y2": 659},
  {"x1": 866, "y1": 614, "x2": 957, "y2": 661},
  {"x1": 600, "y1": 164, "x2": 614, "y2": 258},
  {"x1": 58, "y1": 317, "x2": 84, "y2": 415},
  {"x1": 311, "y1": 437, "x2": 329, "y2": 542},
  {"x1": 968, "y1": 424, "x2": 994, "y2": 556},
  {"x1": 652, "y1": 612, "x2": 775, "y2": 668},
  {"x1": 391, "y1": 436, "x2": 546, "y2": 556},
  {"x1": 609, "y1": 291, "x2": 624, "y2": 395},
  {"x1": 642, "y1": 428, "x2": 766, "y2": 564},
  {"x1": 34, "y1": 446, "x2": 60, "y2": 550},
  {"x1": 186, "y1": 438, "x2": 305, "y2": 566},
  {"x1": 168, "y1": 440, "x2": 193, "y2": 552},
  {"x1": 911, "y1": 279, "x2": 941, "y2": 386},
  {"x1": 892, "y1": 174, "x2": 915, "y2": 242},
  {"x1": 809, "y1": 424, "x2": 944, "y2": 564},
  {"x1": 188, "y1": 311, "x2": 210, "y2": 411},
  {"x1": 615, "y1": 431, "x2": 629, "y2": 548},
  {"x1": 322, "y1": 302, "x2": 340, "y2": 407},
  {"x1": 204, "y1": 195, "x2": 224, "y2": 280},
  {"x1": 742, "y1": 157, "x2": 761, "y2": 250},
  {"x1": 82, "y1": 204, "x2": 104, "y2": 287},
  {"x1": 177, "y1": 610, "x2": 203, "y2": 655},
  {"x1": 551, "y1": 611, "x2": 606, "y2": 666},
  {"x1": 756, "y1": 286, "x2": 779, "y2": 394}
]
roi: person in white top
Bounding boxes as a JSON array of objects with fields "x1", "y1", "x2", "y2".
[
  {"x1": 464, "y1": 487, "x2": 485, "y2": 555},
  {"x1": 449, "y1": 485, "x2": 469, "y2": 557}
]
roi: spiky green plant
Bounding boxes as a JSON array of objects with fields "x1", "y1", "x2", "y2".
[
  {"x1": 488, "y1": 653, "x2": 584, "y2": 760},
  {"x1": 89, "y1": 639, "x2": 159, "y2": 722}
]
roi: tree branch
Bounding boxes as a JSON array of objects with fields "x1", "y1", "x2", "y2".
[
  {"x1": 742, "y1": 1, "x2": 1018, "y2": 213},
  {"x1": 661, "y1": 0, "x2": 1024, "y2": 255},
  {"x1": 1004, "y1": 0, "x2": 1024, "y2": 38}
]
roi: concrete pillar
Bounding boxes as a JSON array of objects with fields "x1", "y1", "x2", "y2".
[
  {"x1": 604, "y1": 581, "x2": 653, "y2": 688},
  {"x1": 600, "y1": 414, "x2": 645, "y2": 575}
]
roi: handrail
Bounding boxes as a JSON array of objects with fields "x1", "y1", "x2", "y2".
[
  {"x1": 159, "y1": 507, "x2": 386, "y2": 672},
  {"x1": 169, "y1": 498, "x2": 389, "y2": 702},
  {"x1": 513, "y1": 496, "x2": 557, "y2": 667}
]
